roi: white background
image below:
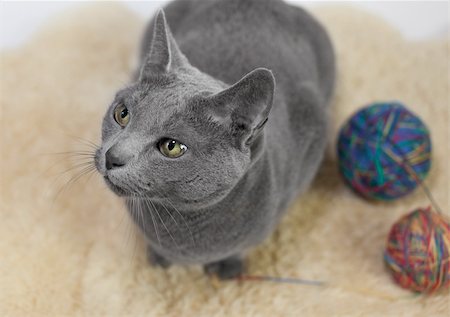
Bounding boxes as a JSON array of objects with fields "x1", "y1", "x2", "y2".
[{"x1": 0, "y1": 1, "x2": 449, "y2": 50}]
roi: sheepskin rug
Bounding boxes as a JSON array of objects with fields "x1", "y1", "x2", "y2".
[{"x1": 1, "y1": 3, "x2": 448, "y2": 316}]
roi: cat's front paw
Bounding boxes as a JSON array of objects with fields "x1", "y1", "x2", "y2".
[
  {"x1": 147, "y1": 247, "x2": 171, "y2": 269},
  {"x1": 203, "y1": 255, "x2": 245, "y2": 279}
]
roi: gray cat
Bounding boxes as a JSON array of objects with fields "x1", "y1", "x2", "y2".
[{"x1": 95, "y1": 0, "x2": 335, "y2": 279}]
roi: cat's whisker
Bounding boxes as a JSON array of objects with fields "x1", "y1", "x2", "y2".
[
  {"x1": 49, "y1": 160, "x2": 96, "y2": 187},
  {"x1": 147, "y1": 198, "x2": 185, "y2": 248},
  {"x1": 83, "y1": 164, "x2": 97, "y2": 184},
  {"x1": 132, "y1": 195, "x2": 143, "y2": 264},
  {"x1": 49, "y1": 161, "x2": 96, "y2": 187},
  {"x1": 139, "y1": 189, "x2": 180, "y2": 231},
  {"x1": 43, "y1": 150, "x2": 96, "y2": 157},
  {"x1": 41, "y1": 151, "x2": 96, "y2": 178},
  {"x1": 49, "y1": 153, "x2": 96, "y2": 160},
  {"x1": 70, "y1": 142, "x2": 98, "y2": 152},
  {"x1": 121, "y1": 195, "x2": 135, "y2": 266},
  {"x1": 149, "y1": 198, "x2": 180, "y2": 250},
  {"x1": 137, "y1": 195, "x2": 147, "y2": 237},
  {"x1": 120, "y1": 194, "x2": 146, "y2": 265},
  {"x1": 44, "y1": 142, "x2": 97, "y2": 214},
  {"x1": 64, "y1": 134, "x2": 100, "y2": 151},
  {"x1": 114, "y1": 199, "x2": 130, "y2": 233},
  {"x1": 61, "y1": 160, "x2": 96, "y2": 172},
  {"x1": 51, "y1": 165, "x2": 96, "y2": 207},
  {"x1": 158, "y1": 200, "x2": 181, "y2": 233},
  {"x1": 62, "y1": 165, "x2": 96, "y2": 190},
  {"x1": 124, "y1": 197, "x2": 136, "y2": 249},
  {"x1": 155, "y1": 190, "x2": 195, "y2": 246},
  {"x1": 142, "y1": 197, "x2": 162, "y2": 247}
]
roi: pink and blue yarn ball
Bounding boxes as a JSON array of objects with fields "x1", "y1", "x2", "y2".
[{"x1": 337, "y1": 102, "x2": 432, "y2": 201}]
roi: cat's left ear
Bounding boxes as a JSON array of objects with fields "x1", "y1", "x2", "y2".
[
  {"x1": 208, "y1": 68, "x2": 275, "y2": 147},
  {"x1": 140, "y1": 9, "x2": 188, "y2": 79}
]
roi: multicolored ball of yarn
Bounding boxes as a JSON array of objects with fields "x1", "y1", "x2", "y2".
[
  {"x1": 337, "y1": 102, "x2": 431, "y2": 200},
  {"x1": 384, "y1": 207, "x2": 450, "y2": 293}
]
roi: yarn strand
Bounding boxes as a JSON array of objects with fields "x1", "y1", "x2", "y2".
[
  {"x1": 236, "y1": 275, "x2": 324, "y2": 286},
  {"x1": 392, "y1": 142, "x2": 443, "y2": 215}
]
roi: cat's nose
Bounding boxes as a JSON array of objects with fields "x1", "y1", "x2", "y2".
[{"x1": 105, "y1": 146, "x2": 131, "y2": 170}]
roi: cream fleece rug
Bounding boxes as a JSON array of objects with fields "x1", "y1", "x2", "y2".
[{"x1": 1, "y1": 3, "x2": 449, "y2": 317}]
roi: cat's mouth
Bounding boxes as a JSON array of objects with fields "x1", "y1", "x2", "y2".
[{"x1": 103, "y1": 175, "x2": 128, "y2": 196}]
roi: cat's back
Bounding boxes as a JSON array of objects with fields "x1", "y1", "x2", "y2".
[{"x1": 142, "y1": 0, "x2": 334, "y2": 98}]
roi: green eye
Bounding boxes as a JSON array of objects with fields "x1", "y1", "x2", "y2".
[
  {"x1": 159, "y1": 139, "x2": 187, "y2": 158},
  {"x1": 113, "y1": 104, "x2": 130, "y2": 127}
]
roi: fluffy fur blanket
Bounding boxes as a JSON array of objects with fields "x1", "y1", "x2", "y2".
[{"x1": 1, "y1": 3, "x2": 448, "y2": 316}]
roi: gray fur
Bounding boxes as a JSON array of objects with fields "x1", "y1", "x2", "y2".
[{"x1": 95, "y1": 0, "x2": 335, "y2": 278}]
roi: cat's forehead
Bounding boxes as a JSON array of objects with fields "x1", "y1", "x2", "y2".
[{"x1": 119, "y1": 82, "x2": 191, "y2": 124}]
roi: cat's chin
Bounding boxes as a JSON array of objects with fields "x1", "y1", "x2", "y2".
[
  {"x1": 165, "y1": 189, "x2": 231, "y2": 210},
  {"x1": 103, "y1": 176, "x2": 129, "y2": 197}
]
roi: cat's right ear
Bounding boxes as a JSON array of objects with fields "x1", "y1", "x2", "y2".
[
  {"x1": 139, "y1": 9, "x2": 188, "y2": 80},
  {"x1": 206, "y1": 68, "x2": 275, "y2": 148}
]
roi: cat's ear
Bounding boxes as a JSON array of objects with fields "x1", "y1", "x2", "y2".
[
  {"x1": 140, "y1": 9, "x2": 188, "y2": 79},
  {"x1": 208, "y1": 68, "x2": 275, "y2": 146}
]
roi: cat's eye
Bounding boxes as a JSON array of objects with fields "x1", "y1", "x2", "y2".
[
  {"x1": 159, "y1": 139, "x2": 187, "y2": 158},
  {"x1": 113, "y1": 104, "x2": 130, "y2": 127}
]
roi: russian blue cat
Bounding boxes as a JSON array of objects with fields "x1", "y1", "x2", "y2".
[{"x1": 95, "y1": 0, "x2": 335, "y2": 279}]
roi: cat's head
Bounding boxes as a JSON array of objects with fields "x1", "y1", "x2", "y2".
[{"x1": 95, "y1": 10, "x2": 275, "y2": 209}]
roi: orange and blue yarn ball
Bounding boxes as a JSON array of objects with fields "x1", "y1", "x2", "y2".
[
  {"x1": 384, "y1": 207, "x2": 450, "y2": 293},
  {"x1": 337, "y1": 102, "x2": 431, "y2": 200}
]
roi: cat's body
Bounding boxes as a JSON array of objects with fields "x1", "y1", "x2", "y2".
[{"x1": 96, "y1": 0, "x2": 334, "y2": 278}]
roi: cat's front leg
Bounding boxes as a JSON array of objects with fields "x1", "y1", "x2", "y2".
[
  {"x1": 146, "y1": 246, "x2": 171, "y2": 269},
  {"x1": 203, "y1": 255, "x2": 245, "y2": 279}
]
